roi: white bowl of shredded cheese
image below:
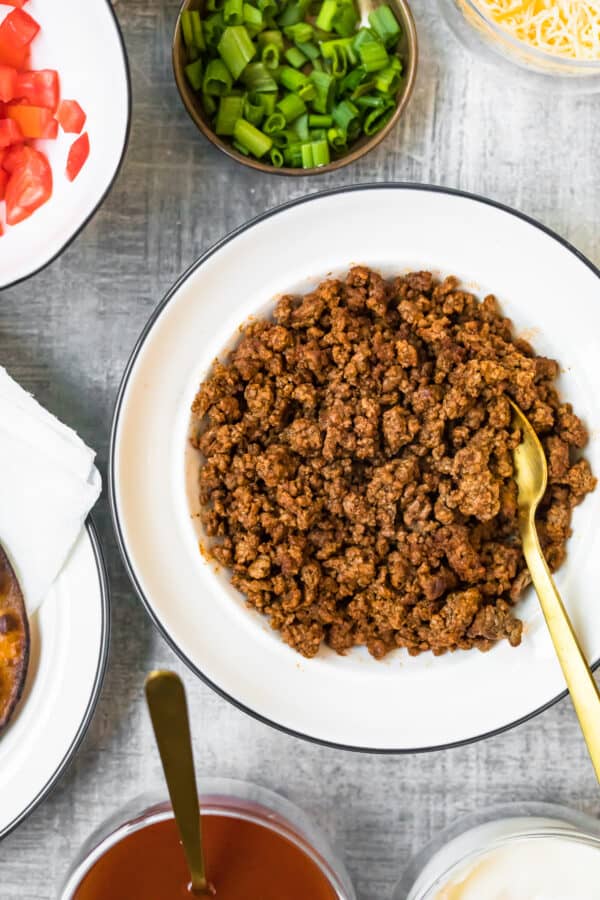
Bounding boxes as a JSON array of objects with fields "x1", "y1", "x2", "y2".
[{"x1": 440, "y1": 0, "x2": 600, "y2": 87}]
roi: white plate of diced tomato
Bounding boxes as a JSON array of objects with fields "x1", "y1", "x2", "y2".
[{"x1": 0, "y1": 0, "x2": 130, "y2": 288}]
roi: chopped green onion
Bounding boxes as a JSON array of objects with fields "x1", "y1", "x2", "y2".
[
  {"x1": 181, "y1": 10, "x2": 195, "y2": 48},
  {"x1": 258, "y1": 0, "x2": 279, "y2": 12},
  {"x1": 312, "y1": 138, "x2": 330, "y2": 165},
  {"x1": 233, "y1": 138, "x2": 251, "y2": 154},
  {"x1": 320, "y1": 39, "x2": 349, "y2": 77},
  {"x1": 363, "y1": 98, "x2": 394, "y2": 134},
  {"x1": 284, "y1": 21, "x2": 313, "y2": 42},
  {"x1": 309, "y1": 69, "x2": 335, "y2": 113},
  {"x1": 332, "y1": 2, "x2": 358, "y2": 36},
  {"x1": 182, "y1": 10, "x2": 205, "y2": 50},
  {"x1": 264, "y1": 110, "x2": 287, "y2": 132},
  {"x1": 368, "y1": 4, "x2": 401, "y2": 48},
  {"x1": 204, "y1": 12, "x2": 226, "y2": 48},
  {"x1": 192, "y1": 11, "x2": 206, "y2": 48},
  {"x1": 321, "y1": 37, "x2": 357, "y2": 66},
  {"x1": 262, "y1": 41, "x2": 281, "y2": 67},
  {"x1": 257, "y1": 28, "x2": 285, "y2": 48},
  {"x1": 300, "y1": 138, "x2": 330, "y2": 167},
  {"x1": 216, "y1": 94, "x2": 245, "y2": 133},
  {"x1": 271, "y1": 127, "x2": 296, "y2": 145},
  {"x1": 279, "y1": 65, "x2": 308, "y2": 92},
  {"x1": 339, "y1": 66, "x2": 365, "y2": 94},
  {"x1": 315, "y1": 0, "x2": 338, "y2": 32},
  {"x1": 285, "y1": 46, "x2": 308, "y2": 67},
  {"x1": 298, "y1": 82, "x2": 317, "y2": 102},
  {"x1": 207, "y1": 0, "x2": 225, "y2": 11},
  {"x1": 242, "y1": 61, "x2": 279, "y2": 91},
  {"x1": 351, "y1": 77, "x2": 377, "y2": 98},
  {"x1": 256, "y1": 92, "x2": 277, "y2": 114},
  {"x1": 243, "y1": 3, "x2": 264, "y2": 31},
  {"x1": 295, "y1": 39, "x2": 320, "y2": 60},
  {"x1": 332, "y1": 97, "x2": 360, "y2": 139},
  {"x1": 203, "y1": 58, "x2": 233, "y2": 95},
  {"x1": 327, "y1": 125, "x2": 347, "y2": 150},
  {"x1": 244, "y1": 93, "x2": 265, "y2": 124},
  {"x1": 218, "y1": 25, "x2": 256, "y2": 78},
  {"x1": 300, "y1": 142, "x2": 314, "y2": 168},
  {"x1": 353, "y1": 26, "x2": 378, "y2": 52},
  {"x1": 294, "y1": 111, "x2": 309, "y2": 140},
  {"x1": 233, "y1": 117, "x2": 273, "y2": 156},
  {"x1": 224, "y1": 0, "x2": 244, "y2": 25},
  {"x1": 284, "y1": 141, "x2": 303, "y2": 166},
  {"x1": 184, "y1": 58, "x2": 204, "y2": 91},
  {"x1": 309, "y1": 127, "x2": 327, "y2": 140},
  {"x1": 276, "y1": 91, "x2": 307, "y2": 122},
  {"x1": 375, "y1": 59, "x2": 401, "y2": 93},
  {"x1": 202, "y1": 92, "x2": 218, "y2": 116},
  {"x1": 277, "y1": 0, "x2": 310, "y2": 25},
  {"x1": 308, "y1": 113, "x2": 332, "y2": 126},
  {"x1": 355, "y1": 92, "x2": 386, "y2": 108},
  {"x1": 358, "y1": 39, "x2": 389, "y2": 72},
  {"x1": 270, "y1": 147, "x2": 285, "y2": 166}
]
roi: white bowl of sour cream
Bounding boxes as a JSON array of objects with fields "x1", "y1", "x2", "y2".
[{"x1": 396, "y1": 803, "x2": 600, "y2": 900}]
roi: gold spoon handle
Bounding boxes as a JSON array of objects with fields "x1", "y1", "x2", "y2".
[
  {"x1": 521, "y1": 518, "x2": 600, "y2": 781},
  {"x1": 145, "y1": 670, "x2": 209, "y2": 894}
]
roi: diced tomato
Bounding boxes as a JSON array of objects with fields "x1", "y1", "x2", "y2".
[
  {"x1": 4, "y1": 1, "x2": 30, "y2": 7},
  {"x1": 66, "y1": 131, "x2": 89, "y2": 182},
  {"x1": 0, "y1": 10, "x2": 39, "y2": 49},
  {"x1": 0, "y1": 9, "x2": 38, "y2": 68},
  {"x1": 0, "y1": 65, "x2": 17, "y2": 102},
  {"x1": 15, "y1": 70, "x2": 60, "y2": 111},
  {"x1": 0, "y1": 36, "x2": 27, "y2": 69},
  {"x1": 5, "y1": 145, "x2": 51, "y2": 224},
  {"x1": 0, "y1": 117, "x2": 22, "y2": 147},
  {"x1": 57, "y1": 99, "x2": 86, "y2": 134},
  {"x1": 40, "y1": 117, "x2": 57, "y2": 139},
  {"x1": 0, "y1": 168, "x2": 7, "y2": 201},
  {"x1": 7, "y1": 104, "x2": 56, "y2": 139},
  {"x1": 2, "y1": 142, "x2": 25, "y2": 172}
]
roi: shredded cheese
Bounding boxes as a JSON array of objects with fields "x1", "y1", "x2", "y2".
[{"x1": 472, "y1": 0, "x2": 600, "y2": 59}]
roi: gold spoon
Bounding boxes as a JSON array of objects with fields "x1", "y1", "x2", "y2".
[
  {"x1": 510, "y1": 400, "x2": 600, "y2": 781},
  {"x1": 145, "y1": 670, "x2": 212, "y2": 895}
]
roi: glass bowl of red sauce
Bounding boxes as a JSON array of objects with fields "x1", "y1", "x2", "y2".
[{"x1": 60, "y1": 779, "x2": 356, "y2": 900}]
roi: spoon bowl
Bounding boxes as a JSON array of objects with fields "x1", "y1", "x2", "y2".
[{"x1": 510, "y1": 400, "x2": 548, "y2": 513}]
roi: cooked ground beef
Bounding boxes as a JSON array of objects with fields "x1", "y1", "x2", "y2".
[{"x1": 190, "y1": 268, "x2": 596, "y2": 659}]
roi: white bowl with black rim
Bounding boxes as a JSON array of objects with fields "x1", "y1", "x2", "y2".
[
  {"x1": 109, "y1": 184, "x2": 600, "y2": 753},
  {"x1": 0, "y1": 519, "x2": 110, "y2": 839},
  {"x1": 0, "y1": 0, "x2": 131, "y2": 290}
]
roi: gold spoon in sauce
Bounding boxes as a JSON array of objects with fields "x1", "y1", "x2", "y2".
[
  {"x1": 510, "y1": 399, "x2": 600, "y2": 782},
  {"x1": 145, "y1": 670, "x2": 213, "y2": 896}
]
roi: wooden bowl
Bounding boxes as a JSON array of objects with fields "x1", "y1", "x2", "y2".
[{"x1": 172, "y1": 0, "x2": 418, "y2": 175}]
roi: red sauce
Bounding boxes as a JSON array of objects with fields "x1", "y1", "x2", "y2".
[{"x1": 73, "y1": 812, "x2": 338, "y2": 900}]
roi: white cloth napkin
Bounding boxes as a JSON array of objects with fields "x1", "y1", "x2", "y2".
[{"x1": 0, "y1": 367, "x2": 101, "y2": 613}]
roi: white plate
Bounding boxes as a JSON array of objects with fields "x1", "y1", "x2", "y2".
[
  {"x1": 109, "y1": 185, "x2": 600, "y2": 752},
  {"x1": 0, "y1": 0, "x2": 130, "y2": 289},
  {"x1": 0, "y1": 520, "x2": 109, "y2": 838}
]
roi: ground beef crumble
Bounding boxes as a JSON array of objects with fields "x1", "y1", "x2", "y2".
[{"x1": 191, "y1": 268, "x2": 596, "y2": 659}]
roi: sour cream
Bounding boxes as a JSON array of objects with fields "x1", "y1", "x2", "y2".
[{"x1": 435, "y1": 835, "x2": 600, "y2": 899}]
